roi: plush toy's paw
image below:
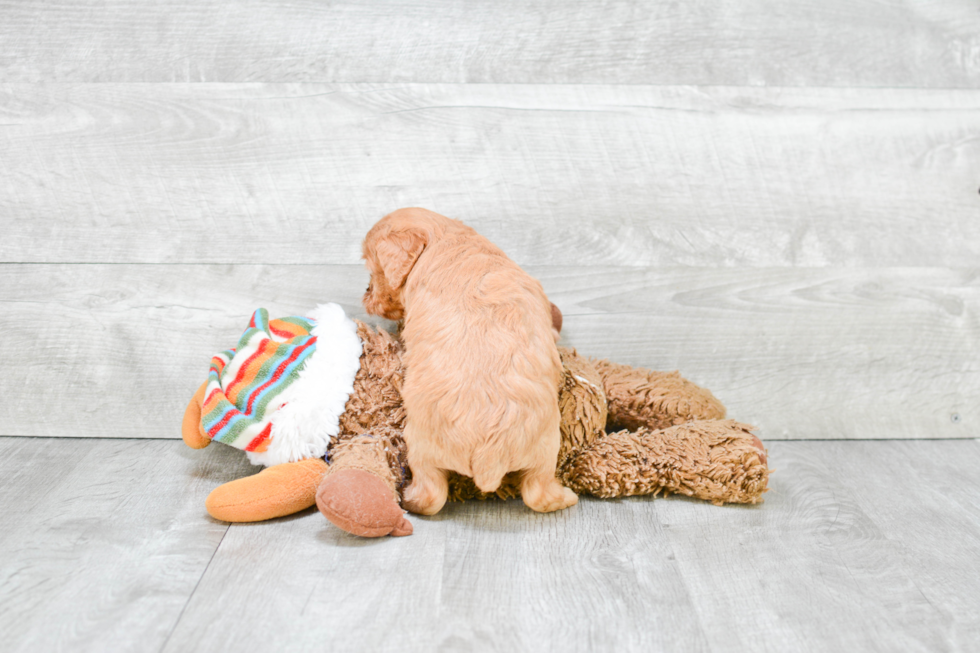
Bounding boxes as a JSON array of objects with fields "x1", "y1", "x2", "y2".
[{"x1": 317, "y1": 468, "x2": 413, "y2": 537}]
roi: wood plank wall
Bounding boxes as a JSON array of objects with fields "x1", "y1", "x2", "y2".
[{"x1": 1, "y1": 1, "x2": 977, "y2": 440}]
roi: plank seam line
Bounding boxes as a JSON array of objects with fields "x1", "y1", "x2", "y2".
[
  {"x1": 0, "y1": 82, "x2": 974, "y2": 91},
  {"x1": 0, "y1": 262, "x2": 367, "y2": 266},
  {"x1": 157, "y1": 523, "x2": 231, "y2": 653}
]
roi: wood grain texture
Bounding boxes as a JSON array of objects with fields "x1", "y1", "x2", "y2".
[
  {"x1": 1, "y1": 1, "x2": 978, "y2": 86},
  {"x1": 0, "y1": 264, "x2": 975, "y2": 440},
  {"x1": 3, "y1": 439, "x2": 979, "y2": 652},
  {"x1": 657, "y1": 439, "x2": 980, "y2": 652},
  {"x1": 545, "y1": 266, "x2": 980, "y2": 441},
  {"x1": 124, "y1": 440, "x2": 980, "y2": 652},
  {"x1": 2, "y1": 84, "x2": 978, "y2": 266},
  {"x1": 829, "y1": 440, "x2": 980, "y2": 649},
  {"x1": 162, "y1": 492, "x2": 709, "y2": 653},
  {"x1": 0, "y1": 437, "x2": 256, "y2": 653}
]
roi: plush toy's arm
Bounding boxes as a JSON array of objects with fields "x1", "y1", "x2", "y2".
[
  {"x1": 184, "y1": 381, "x2": 331, "y2": 522},
  {"x1": 316, "y1": 428, "x2": 413, "y2": 537},
  {"x1": 590, "y1": 358, "x2": 726, "y2": 432},
  {"x1": 181, "y1": 381, "x2": 211, "y2": 449},
  {"x1": 559, "y1": 419, "x2": 768, "y2": 505},
  {"x1": 206, "y1": 458, "x2": 328, "y2": 522}
]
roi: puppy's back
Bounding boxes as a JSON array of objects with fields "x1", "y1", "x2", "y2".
[{"x1": 400, "y1": 221, "x2": 562, "y2": 485}]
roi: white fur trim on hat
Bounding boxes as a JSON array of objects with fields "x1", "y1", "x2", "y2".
[{"x1": 246, "y1": 303, "x2": 362, "y2": 466}]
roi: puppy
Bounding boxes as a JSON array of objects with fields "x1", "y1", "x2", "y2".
[{"x1": 362, "y1": 207, "x2": 577, "y2": 515}]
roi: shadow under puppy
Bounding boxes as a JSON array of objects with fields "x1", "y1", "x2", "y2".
[{"x1": 362, "y1": 207, "x2": 577, "y2": 515}]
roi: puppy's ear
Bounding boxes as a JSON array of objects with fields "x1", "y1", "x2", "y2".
[
  {"x1": 549, "y1": 302, "x2": 563, "y2": 342},
  {"x1": 375, "y1": 229, "x2": 427, "y2": 290},
  {"x1": 549, "y1": 303, "x2": 563, "y2": 334}
]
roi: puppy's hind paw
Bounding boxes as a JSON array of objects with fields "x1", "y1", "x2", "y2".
[
  {"x1": 402, "y1": 479, "x2": 448, "y2": 516},
  {"x1": 523, "y1": 480, "x2": 578, "y2": 513}
]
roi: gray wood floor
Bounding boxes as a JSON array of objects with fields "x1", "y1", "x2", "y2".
[
  {"x1": 2, "y1": 1, "x2": 979, "y2": 651},
  {"x1": 1, "y1": 436, "x2": 979, "y2": 653}
]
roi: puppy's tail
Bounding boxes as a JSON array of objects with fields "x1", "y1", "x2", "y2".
[{"x1": 471, "y1": 458, "x2": 509, "y2": 494}]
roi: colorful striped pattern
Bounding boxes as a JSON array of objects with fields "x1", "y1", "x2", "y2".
[{"x1": 201, "y1": 309, "x2": 318, "y2": 453}]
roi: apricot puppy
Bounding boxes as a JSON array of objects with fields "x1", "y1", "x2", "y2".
[{"x1": 362, "y1": 208, "x2": 577, "y2": 515}]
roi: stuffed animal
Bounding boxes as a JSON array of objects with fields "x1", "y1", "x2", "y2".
[{"x1": 182, "y1": 304, "x2": 769, "y2": 537}]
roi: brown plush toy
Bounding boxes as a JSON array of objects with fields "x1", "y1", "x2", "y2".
[{"x1": 182, "y1": 304, "x2": 769, "y2": 537}]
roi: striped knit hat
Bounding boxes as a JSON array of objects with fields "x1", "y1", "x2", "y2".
[{"x1": 200, "y1": 303, "x2": 363, "y2": 467}]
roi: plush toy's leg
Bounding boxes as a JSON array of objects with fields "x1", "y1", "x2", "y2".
[
  {"x1": 316, "y1": 432, "x2": 413, "y2": 537},
  {"x1": 590, "y1": 358, "x2": 726, "y2": 431},
  {"x1": 560, "y1": 420, "x2": 769, "y2": 505},
  {"x1": 205, "y1": 458, "x2": 328, "y2": 522},
  {"x1": 181, "y1": 381, "x2": 211, "y2": 449}
]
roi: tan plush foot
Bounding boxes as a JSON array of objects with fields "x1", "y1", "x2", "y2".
[
  {"x1": 181, "y1": 381, "x2": 211, "y2": 449},
  {"x1": 316, "y1": 468, "x2": 413, "y2": 537},
  {"x1": 205, "y1": 458, "x2": 328, "y2": 522}
]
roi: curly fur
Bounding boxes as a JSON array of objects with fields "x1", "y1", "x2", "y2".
[
  {"x1": 591, "y1": 358, "x2": 726, "y2": 431},
  {"x1": 361, "y1": 208, "x2": 576, "y2": 515},
  {"x1": 561, "y1": 420, "x2": 769, "y2": 505},
  {"x1": 328, "y1": 320, "x2": 411, "y2": 498},
  {"x1": 443, "y1": 348, "x2": 767, "y2": 505},
  {"x1": 186, "y1": 314, "x2": 771, "y2": 528}
]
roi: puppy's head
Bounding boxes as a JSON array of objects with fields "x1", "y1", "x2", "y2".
[{"x1": 362, "y1": 212, "x2": 429, "y2": 320}]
